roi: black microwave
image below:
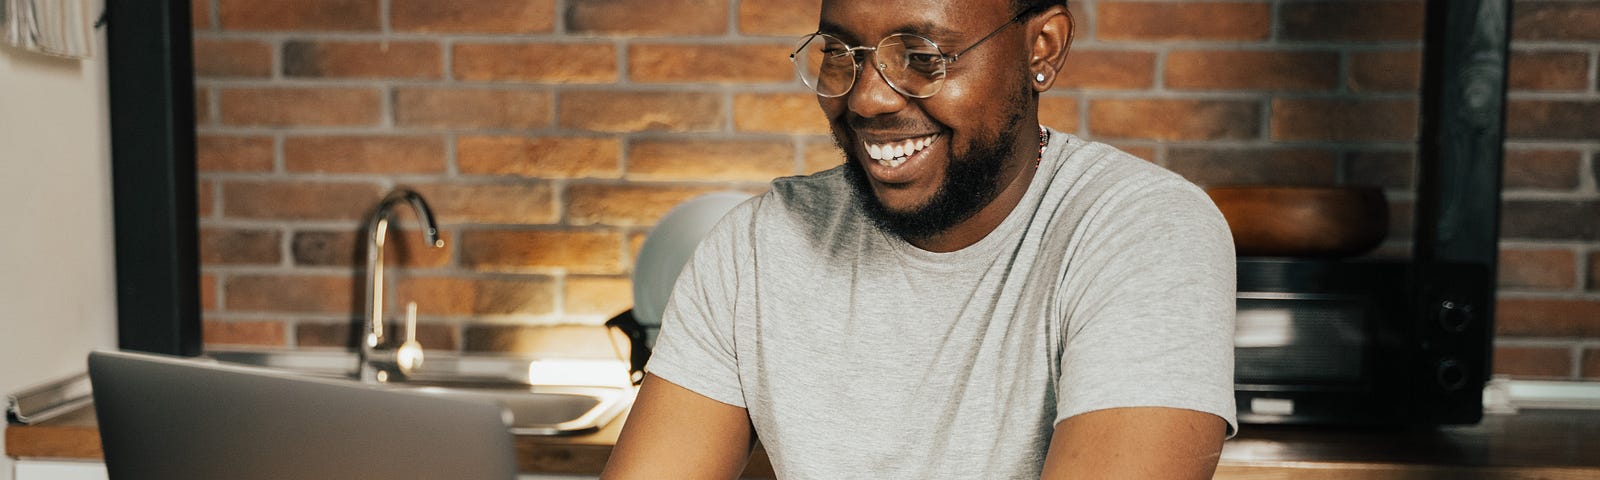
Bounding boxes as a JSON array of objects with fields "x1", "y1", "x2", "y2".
[
  {"x1": 1230, "y1": 0, "x2": 1509, "y2": 427},
  {"x1": 1232, "y1": 258, "x2": 1493, "y2": 426}
]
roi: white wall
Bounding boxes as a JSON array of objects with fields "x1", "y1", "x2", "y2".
[{"x1": 0, "y1": 14, "x2": 118, "y2": 480}]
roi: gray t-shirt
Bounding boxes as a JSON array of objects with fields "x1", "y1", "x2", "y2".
[{"x1": 646, "y1": 130, "x2": 1238, "y2": 479}]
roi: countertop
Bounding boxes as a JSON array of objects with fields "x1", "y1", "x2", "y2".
[{"x1": 8, "y1": 406, "x2": 1600, "y2": 479}]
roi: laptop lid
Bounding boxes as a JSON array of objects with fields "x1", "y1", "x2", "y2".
[{"x1": 88, "y1": 350, "x2": 517, "y2": 480}]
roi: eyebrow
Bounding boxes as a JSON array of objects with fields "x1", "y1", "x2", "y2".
[{"x1": 815, "y1": 19, "x2": 963, "y2": 43}]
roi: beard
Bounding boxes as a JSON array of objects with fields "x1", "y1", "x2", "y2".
[{"x1": 837, "y1": 88, "x2": 1031, "y2": 243}]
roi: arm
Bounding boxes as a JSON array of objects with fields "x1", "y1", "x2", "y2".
[
  {"x1": 601, "y1": 374, "x2": 755, "y2": 480},
  {"x1": 1040, "y1": 407, "x2": 1225, "y2": 480}
]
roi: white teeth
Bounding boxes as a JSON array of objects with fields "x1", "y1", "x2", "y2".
[{"x1": 863, "y1": 134, "x2": 939, "y2": 167}]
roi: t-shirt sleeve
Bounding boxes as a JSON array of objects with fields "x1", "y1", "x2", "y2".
[
  {"x1": 641, "y1": 201, "x2": 754, "y2": 409},
  {"x1": 1054, "y1": 178, "x2": 1239, "y2": 437}
]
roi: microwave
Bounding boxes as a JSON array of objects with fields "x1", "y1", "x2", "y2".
[{"x1": 1232, "y1": 258, "x2": 1493, "y2": 426}]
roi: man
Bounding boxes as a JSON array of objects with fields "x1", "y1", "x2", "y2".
[{"x1": 603, "y1": 0, "x2": 1236, "y2": 478}]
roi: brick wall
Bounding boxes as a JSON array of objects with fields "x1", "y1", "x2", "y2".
[{"x1": 192, "y1": 0, "x2": 1600, "y2": 380}]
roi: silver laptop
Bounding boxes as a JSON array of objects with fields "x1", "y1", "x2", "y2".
[{"x1": 88, "y1": 350, "x2": 518, "y2": 480}]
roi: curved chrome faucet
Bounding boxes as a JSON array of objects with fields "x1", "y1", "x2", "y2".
[{"x1": 361, "y1": 189, "x2": 445, "y2": 382}]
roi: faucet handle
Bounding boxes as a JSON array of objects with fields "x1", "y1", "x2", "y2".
[{"x1": 395, "y1": 302, "x2": 425, "y2": 374}]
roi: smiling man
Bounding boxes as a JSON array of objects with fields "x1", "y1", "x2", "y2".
[{"x1": 602, "y1": 1, "x2": 1237, "y2": 478}]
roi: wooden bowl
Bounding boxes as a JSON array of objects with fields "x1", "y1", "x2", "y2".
[{"x1": 1206, "y1": 186, "x2": 1389, "y2": 257}]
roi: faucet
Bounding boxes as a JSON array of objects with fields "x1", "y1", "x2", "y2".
[{"x1": 360, "y1": 189, "x2": 445, "y2": 383}]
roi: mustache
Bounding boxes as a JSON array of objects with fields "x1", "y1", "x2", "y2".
[{"x1": 842, "y1": 114, "x2": 939, "y2": 133}]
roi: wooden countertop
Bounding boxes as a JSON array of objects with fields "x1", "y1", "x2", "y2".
[{"x1": 8, "y1": 406, "x2": 1600, "y2": 478}]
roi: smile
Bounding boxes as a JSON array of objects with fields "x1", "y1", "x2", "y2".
[{"x1": 864, "y1": 134, "x2": 939, "y2": 168}]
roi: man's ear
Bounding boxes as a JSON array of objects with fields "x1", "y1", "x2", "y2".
[{"x1": 1028, "y1": 6, "x2": 1074, "y2": 92}]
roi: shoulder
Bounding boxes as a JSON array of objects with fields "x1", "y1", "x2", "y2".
[{"x1": 1043, "y1": 135, "x2": 1221, "y2": 228}]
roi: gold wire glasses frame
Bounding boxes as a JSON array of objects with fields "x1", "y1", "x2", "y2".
[{"x1": 789, "y1": 11, "x2": 1030, "y2": 99}]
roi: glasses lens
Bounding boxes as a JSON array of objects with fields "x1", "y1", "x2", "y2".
[
  {"x1": 876, "y1": 34, "x2": 946, "y2": 98},
  {"x1": 794, "y1": 34, "x2": 856, "y2": 97}
]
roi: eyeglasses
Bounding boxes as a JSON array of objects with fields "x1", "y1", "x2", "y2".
[{"x1": 790, "y1": 12, "x2": 1028, "y2": 99}]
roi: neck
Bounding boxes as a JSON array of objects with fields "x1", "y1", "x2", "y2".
[{"x1": 905, "y1": 124, "x2": 1047, "y2": 253}]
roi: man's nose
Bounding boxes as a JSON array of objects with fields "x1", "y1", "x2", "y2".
[{"x1": 846, "y1": 61, "x2": 908, "y2": 118}]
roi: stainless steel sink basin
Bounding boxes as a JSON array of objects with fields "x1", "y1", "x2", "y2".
[{"x1": 206, "y1": 350, "x2": 633, "y2": 435}]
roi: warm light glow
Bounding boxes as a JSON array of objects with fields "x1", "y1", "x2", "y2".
[
  {"x1": 526, "y1": 359, "x2": 632, "y2": 387},
  {"x1": 1235, "y1": 308, "x2": 1295, "y2": 348}
]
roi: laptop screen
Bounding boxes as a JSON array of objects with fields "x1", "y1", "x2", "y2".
[{"x1": 88, "y1": 350, "x2": 518, "y2": 480}]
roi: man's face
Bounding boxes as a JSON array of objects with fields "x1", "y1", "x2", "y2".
[{"x1": 819, "y1": 0, "x2": 1035, "y2": 241}]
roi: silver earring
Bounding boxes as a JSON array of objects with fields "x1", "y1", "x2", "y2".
[{"x1": 1035, "y1": 73, "x2": 1046, "y2": 83}]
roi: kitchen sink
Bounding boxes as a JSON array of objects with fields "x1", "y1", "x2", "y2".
[{"x1": 206, "y1": 350, "x2": 634, "y2": 435}]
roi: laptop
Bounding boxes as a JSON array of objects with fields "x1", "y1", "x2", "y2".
[{"x1": 88, "y1": 350, "x2": 518, "y2": 480}]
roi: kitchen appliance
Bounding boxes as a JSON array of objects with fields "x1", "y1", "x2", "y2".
[
  {"x1": 1231, "y1": 0, "x2": 1508, "y2": 426},
  {"x1": 1232, "y1": 258, "x2": 1493, "y2": 425}
]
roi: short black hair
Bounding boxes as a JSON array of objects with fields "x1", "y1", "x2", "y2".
[{"x1": 1012, "y1": 0, "x2": 1065, "y2": 17}]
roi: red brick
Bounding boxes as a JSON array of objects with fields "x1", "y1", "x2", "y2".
[
  {"x1": 1280, "y1": 1, "x2": 1424, "y2": 41},
  {"x1": 1509, "y1": 51, "x2": 1590, "y2": 92},
  {"x1": 453, "y1": 43, "x2": 617, "y2": 83},
  {"x1": 630, "y1": 44, "x2": 793, "y2": 84},
  {"x1": 282, "y1": 40, "x2": 441, "y2": 79},
  {"x1": 192, "y1": 39, "x2": 272, "y2": 77},
  {"x1": 408, "y1": 182, "x2": 558, "y2": 225},
  {"x1": 1088, "y1": 99, "x2": 1259, "y2": 141},
  {"x1": 1585, "y1": 348, "x2": 1600, "y2": 380},
  {"x1": 394, "y1": 88, "x2": 552, "y2": 129},
  {"x1": 733, "y1": 93, "x2": 829, "y2": 134},
  {"x1": 1504, "y1": 149, "x2": 1581, "y2": 190},
  {"x1": 222, "y1": 181, "x2": 381, "y2": 220},
  {"x1": 1349, "y1": 50, "x2": 1422, "y2": 93},
  {"x1": 564, "y1": 276, "x2": 633, "y2": 316},
  {"x1": 628, "y1": 139, "x2": 794, "y2": 182},
  {"x1": 1096, "y1": 2, "x2": 1270, "y2": 41},
  {"x1": 297, "y1": 322, "x2": 458, "y2": 350},
  {"x1": 225, "y1": 274, "x2": 357, "y2": 314},
  {"x1": 197, "y1": 135, "x2": 274, "y2": 173},
  {"x1": 291, "y1": 229, "x2": 451, "y2": 268},
  {"x1": 567, "y1": 0, "x2": 727, "y2": 35},
  {"x1": 739, "y1": 0, "x2": 820, "y2": 36},
  {"x1": 803, "y1": 140, "x2": 845, "y2": 174},
  {"x1": 1037, "y1": 96, "x2": 1081, "y2": 133},
  {"x1": 203, "y1": 320, "x2": 289, "y2": 347},
  {"x1": 1493, "y1": 345, "x2": 1573, "y2": 378},
  {"x1": 1507, "y1": 100, "x2": 1600, "y2": 141},
  {"x1": 1058, "y1": 50, "x2": 1155, "y2": 90},
  {"x1": 1513, "y1": 2, "x2": 1600, "y2": 41},
  {"x1": 566, "y1": 185, "x2": 727, "y2": 227},
  {"x1": 218, "y1": 0, "x2": 379, "y2": 31},
  {"x1": 1344, "y1": 150, "x2": 1414, "y2": 190},
  {"x1": 392, "y1": 0, "x2": 554, "y2": 33},
  {"x1": 219, "y1": 88, "x2": 382, "y2": 127},
  {"x1": 1501, "y1": 200, "x2": 1600, "y2": 241},
  {"x1": 457, "y1": 136, "x2": 622, "y2": 179},
  {"x1": 559, "y1": 91, "x2": 721, "y2": 133},
  {"x1": 1270, "y1": 99, "x2": 1418, "y2": 142},
  {"x1": 1166, "y1": 148, "x2": 1339, "y2": 187},
  {"x1": 1496, "y1": 298, "x2": 1600, "y2": 337},
  {"x1": 1589, "y1": 252, "x2": 1600, "y2": 292},
  {"x1": 200, "y1": 274, "x2": 218, "y2": 312},
  {"x1": 1498, "y1": 249, "x2": 1578, "y2": 290},
  {"x1": 193, "y1": 0, "x2": 212, "y2": 30},
  {"x1": 195, "y1": 88, "x2": 213, "y2": 126},
  {"x1": 283, "y1": 136, "x2": 446, "y2": 174},
  {"x1": 1166, "y1": 50, "x2": 1338, "y2": 91},
  {"x1": 398, "y1": 276, "x2": 556, "y2": 316},
  {"x1": 199, "y1": 228, "x2": 282, "y2": 265},
  {"x1": 197, "y1": 180, "x2": 215, "y2": 217},
  {"x1": 459, "y1": 230, "x2": 625, "y2": 274}
]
